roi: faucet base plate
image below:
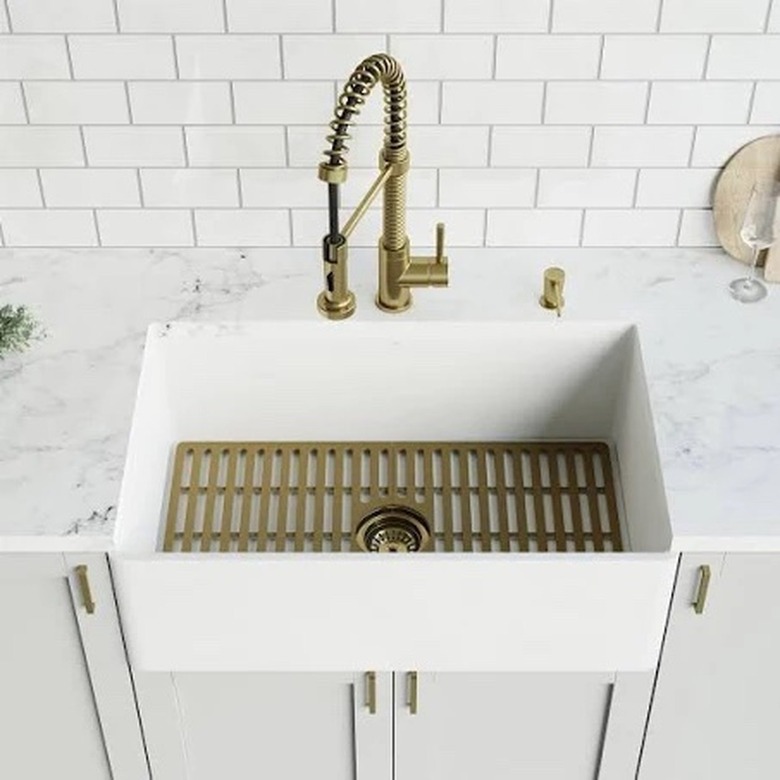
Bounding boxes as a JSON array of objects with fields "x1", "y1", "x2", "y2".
[{"x1": 317, "y1": 290, "x2": 356, "y2": 320}]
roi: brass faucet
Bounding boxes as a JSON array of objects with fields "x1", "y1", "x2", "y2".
[
  {"x1": 540, "y1": 267, "x2": 565, "y2": 317},
  {"x1": 316, "y1": 54, "x2": 449, "y2": 320}
]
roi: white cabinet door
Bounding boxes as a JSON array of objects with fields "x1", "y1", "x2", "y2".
[
  {"x1": 0, "y1": 553, "x2": 148, "y2": 780},
  {"x1": 135, "y1": 671, "x2": 392, "y2": 780},
  {"x1": 640, "y1": 553, "x2": 780, "y2": 780},
  {"x1": 394, "y1": 671, "x2": 652, "y2": 780}
]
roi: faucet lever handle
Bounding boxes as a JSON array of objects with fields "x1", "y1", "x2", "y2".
[{"x1": 435, "y1": 222, "x2": 445, "y2": 264}]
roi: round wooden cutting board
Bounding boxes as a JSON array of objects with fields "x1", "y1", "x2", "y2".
[{"x1": 712, "y1": 134, "x2": 780, "y2": 283}]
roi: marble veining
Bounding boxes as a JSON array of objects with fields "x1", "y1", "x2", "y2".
[{"x1": 1, "y1": 245, "x2": 779, "y2": 549}]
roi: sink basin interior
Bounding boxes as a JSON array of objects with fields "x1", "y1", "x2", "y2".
[{"x1": 115, "y1": 320, "x2": 671, "y2": 556}]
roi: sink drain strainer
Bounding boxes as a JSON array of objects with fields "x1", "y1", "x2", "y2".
[{"x1": 355, "y1": 506, "x2": 431, "y2": 553}]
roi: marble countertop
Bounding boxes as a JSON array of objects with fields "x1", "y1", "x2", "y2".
[{"x1": 1, "y1": 246, "x2": 778, "y2": 551}]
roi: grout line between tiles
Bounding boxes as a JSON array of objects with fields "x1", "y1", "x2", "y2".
[
  {"x1": 486, "y1": 125, "x2": 493, "y2": 165},
  {"x1": 481, "y1": 208, "x2": 488, "y2": 246},
  {"x1": 578, "y1": 209, "x2": 586, "y2": 247},
  {"x1": 190, "y1": 208, "x2": 197, "y2": 245},
  {"x1": 687, "y1": 126, "x2": 697, "y2": 166},
  {"x1": 631, "y1": 167, "x2": 640, "y2": 207},
  {"x1": 78, "y1": 124, "x2": 88, "y2": 164},
  {"x1": 93, "y1": 208, "x2": 102, "y2": 245},
  {"x1": 283, "y1": 125, "x2": 290, "y2": 166},
  {"x1": 385, "y1": 33, "x2": 391, "y2": 54},
  {"x1": 19, "y1": 83, "x2": 30, "y2": 123},
  {"x1": 64, "y1": 36, "x2": 76, "y2": 80},
  {"x1": 440, "y1": 0, "x2": 445, "y2": 33},
  {"x1": 331, "y1": 0, "x2": 337, "y2": 33},
  {"x1": 643, "y1": 82, "x2": 652, "y2": 123},
  {"x1": 674, "y1": 208, "x2": 683, "y2": 246},
  {"x1": 747, "y1": 81, "x2": 758, "y2": 123},
  {"x1": 438, "y1": 81, "x2": 443, "y2": 124},
  {"x1": 540, "y1": 81, "x2": 548, "y2": 124},
  {"x1": 236, "y1": 168, "x2": 243, "y2": 207},
  {"x1": 764, "y1": 0, "x2": 775, "y2": 32},
  {"x1": 278, "y1": 35, "x2": 285, "y2": 79},
  {"x1": 587, "y1": 125, "x2": 595, "y2": 166},
  {"x1": 172, "y1": 36, "x2": 180, "y2": 79},
  {"x1": 111, "y1": 0, "x2": 120, "y2": 32},
  {"x1": 35, "y1": 168, "x2": 45, "y2": 206},
  {"x1": 228, "y1": 81, "x2": 237, "y2": 124},
  {"x1": 221, "y1": 0, "x2": 228, "y2": 33},
  {"x1": 656, "y1": 0, "x2": 664, "y2": 32},
  {"x1": 181, "y1": 126, "x2": 189, "y2": 165},
  {"x1": 136, "y1": 168, "x2": 144, "y2": 206},
  {"x1": 287, "y1": 207, "x2": 294, "y2": 244},
  {"x1": 0, "y1": 220, "x2": 5, "y2": 246},
  {"x1": 597, "y1": 35, "x2": 605, "y2": 78},
  {"x1": 548, "y1": 0, "x2": 555, "y2": 33},
  {"x1": 533, "y1": 168, "x2": 541, "y2": 206},
  {"x1": 124, "y1": 81, "x2": 133, "y2": 123},
  {"x1": 491, "y1": 35, "x2": 498, "y2": 79},
  {"x1": 702, "y1": 35, "x2": 713, "y2": 79},
  {"x1": 1, "y1": 0, "x2": 11, "y2": 33}
]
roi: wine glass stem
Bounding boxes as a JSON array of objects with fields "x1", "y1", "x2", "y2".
[{"x1": 747, "y1": 246, "x2": 759, "y2": 283}]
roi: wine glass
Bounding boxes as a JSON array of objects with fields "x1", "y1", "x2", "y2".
[{"x1": 730, "y1": 182, "x2": 779, "y2": 303}]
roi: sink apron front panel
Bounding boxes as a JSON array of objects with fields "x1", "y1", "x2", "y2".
[{"x1": 111, "y1": 552, "x2": 677, "y2": 672}]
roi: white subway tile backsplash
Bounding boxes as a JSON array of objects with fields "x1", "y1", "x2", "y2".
[
  {"x1": 129, "y1": 81, "x2": 232, "y2": 124},
  {"x1": 40, "y1": 168, "x2": 140, "y2": 206},
  {"x1": 117, "y1": 0, "x2": 224, "y2": 33},
  {"x1": 0, "y1": 83, "x2": 25, "y2": 123},
  {"x1": 0, "y1": 36, "x2": 70, "y2": 79},
  {"x1": 678, "y1": 209, "x2": 718, "y2": 246},
  {"x1": 24, "y1": 81, "x2": 129, "y2": 124},
  {"x1": 491, "y1": 127, "x2": 592, "y2": 166},
  {"x1": 545, "y1": 82, "x2": 648, "y2": 124},
  {"x1": 97, "y1": 209, "x2": 193, "y2": 246},
  {"x1": 0, "y1": 209, "x2": 97, "y2": 246},
  {"x1": 649, "y1": 82, "x2": 753, "y2": 124},
  {"x1": 195, "y1": 209, "x2": 290, "y2": 246},
  {"x1": 439, "y1": 169, "x2": 536, "y2": 207},
  {"x1": 0, "y1": 170, "x2": 42, "y2": 206},
  {"x1": 538, "y1": 169, "x2": 636, "y2": 207},
  {"x1": 553, "y1": 0, "x2": 659, "y2": 32},
  {"x1": 234, "y1": 82, "x2": 334, "y2": 124},
  {"x1": 0, "y1": 127, "x2": 84, "y2": 166},
  {"x1": 486, "y1": 209, "x2": 582, "y2": 247},
  {"x1": 445, "y1": 0, "x2": 549, "y2": 32},
  {"x1": 140, "y1": 168, "x2": 239, "y2": 207},
  {"x1": 336, "y1": 0, "x2": 441, "y2": 33},
  {"x1": 176, "y1": 35, "x2": 280, "y2": 79},
  {"x1": 708, "y1": 36, "x2": 780, "y2": 79},
  {"x1": 84, "y1": 126, "x2": 186, "y2": 166},
  {"x1": 241, "y1": 168, "x2": 322, "y2": 207},
  {"x1": 186, "y1": 127, "x2": 286, "y2": 166},
  {"x1": 750, "y1": 82, "x2": 780, "y2": 124},
  {"x1": 496, "y1": 36, "x2": 601, "y2": 80},
  {"x1": 409, "y1": 126, "x2": 490, "y2": 167},
  {"x1": 601, "y1": 35, "x2": 708, "y2": 80},
  {"x1": 7, "y1": 0, "x2": 116, "y2": 32},
  {"x1": 636, "y1": 168, "x2": 717, "y2": 207},
  {"x1": 442, "y1": 82, "x2": 543, "y2": 124},
  {"x1": 691, "y1": 126, "x2": 780, "y2": 166},
  {"x1": 283, "y1": 36, "x2": 385, "y2": 80},
  {"x1": 69, "y1": 35, "x2": 175, "y2": 79},
  {"x1": 226, "y1": 0, "x2": 332, "y2": 33},
  {"x1": 661, "y1": 0, "x2": 770, "y2": 32},
  {"x1": 356, "y1": 81, "x2": 439, "y2": 125},
  {"x1": 583, "y1": 209, "x2": 679, "y2": 245},
  {"x1": 389, "y1": 36, "x2": 494, "y2": 80},
  {"x1": 242, "y1": 167, "x2": 436, "y2": 208},
  {"x1": 406, "y1": 209, "x2": 485, "y2": 246},
  {"x1": 591, "y1": 126, "x2": 695, "y2": 167}
]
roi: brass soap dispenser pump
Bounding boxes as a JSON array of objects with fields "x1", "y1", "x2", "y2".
[{"x1": 316, "y1": 53, "x2": 449, "y2": 320}]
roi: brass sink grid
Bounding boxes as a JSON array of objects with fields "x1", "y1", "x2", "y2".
[
  {"x1": 162, "y1": 441, "x2": 624, "y2": 554},
  {"x1": 540, "y1": 267, "x2": 566, "y2": 317},
  {"x1": 317, "y1": 53, "x2": 449, "y2": 320}
]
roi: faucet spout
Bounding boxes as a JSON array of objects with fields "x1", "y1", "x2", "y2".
[{"x1": 316, "y1": 53, "x2": 448, "y2": 319}]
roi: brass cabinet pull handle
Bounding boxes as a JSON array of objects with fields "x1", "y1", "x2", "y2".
[
  {"x1": 693, "y1": 564, "x2": 711, "y2": 615},
  {"x1": 407, "y1": 672, "x2": 418, "y2": 715},
  {"x1": 74, "y1": 565, "x2": 95, "y2": 615},
  {"x1": 365, "y1": 671, "x2": 376, "y2": 714}
]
